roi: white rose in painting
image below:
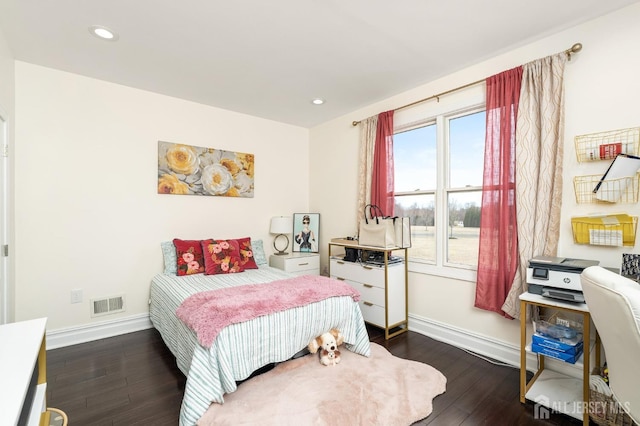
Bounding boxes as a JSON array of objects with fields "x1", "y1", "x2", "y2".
[
  {"x1": 201, "y1": 163, "x2": 233, "y2": 195},
  {"x1": 234, "y1": 171, "x2": 253, "y2": 196},
  {"x1": 199, "y1": 148, "x2": 221, "y2": 168}
]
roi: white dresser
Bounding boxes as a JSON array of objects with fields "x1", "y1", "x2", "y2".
[
  {"x1": 328, "y1": 239, "x2": 408, "y2": 339},
  {"x1": 269, "y1": 252, "x2": 320, "y2": 276}
]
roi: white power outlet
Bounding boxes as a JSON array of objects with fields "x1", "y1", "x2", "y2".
[{"x1": 71, "y1": 288, "x2": 83, "y2": 304}]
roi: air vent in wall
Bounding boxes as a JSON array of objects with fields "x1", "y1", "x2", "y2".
[{"x1": 91, "y1": 295, "x2": 125, "y2": 317}]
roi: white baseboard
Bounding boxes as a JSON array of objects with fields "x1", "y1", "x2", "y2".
[
  {"x1": 46, "y1": 313, "x2": 153, "y2": 350},
  {"x1": 408, "y1": 313, "x2": 585, "y2": 379},
  {"x1": 44, "y1": 311, "x2": 586, "y2": 381}
]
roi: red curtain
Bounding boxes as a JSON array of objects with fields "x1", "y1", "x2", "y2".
[
  {"x1": 371, "y1": 110, "x2": 395, "y2": 216},
  {"x1": 474, "y1": 66, "x2": 523, "y2": 318}
]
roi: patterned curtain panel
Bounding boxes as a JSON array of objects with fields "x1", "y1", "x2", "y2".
[
  {"x1": 501, "y1": 53, "x2": 567, "y2": 319},
  {"x1": 356, "y1": 115, "x2": 378, "y2": 229},
  {"x1": 474, "y1": 66, "x2": 523, "y2": 318}
]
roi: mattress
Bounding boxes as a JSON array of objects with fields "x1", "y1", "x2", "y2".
[{"x1": 149, "y1": 266, "x2": 371, "y2": 426}]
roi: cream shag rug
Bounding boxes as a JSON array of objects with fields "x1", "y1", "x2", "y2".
[{"x1": 197, "y1": 342, "x2": 446, "y2": 426}]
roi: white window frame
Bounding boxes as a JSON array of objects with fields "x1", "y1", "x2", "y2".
[{"x1": 394, "y1": 96, "x2": 485, "y2": 282}]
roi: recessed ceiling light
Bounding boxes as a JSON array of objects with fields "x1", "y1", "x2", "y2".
[
  {"x1": 89, "y1": 25, "x2": 119, "y2": 41},
  {"x1": 311, "y1": 98, "x2": 325, "y2": 105}
]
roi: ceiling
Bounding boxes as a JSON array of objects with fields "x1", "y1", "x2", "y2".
[{"x1": 0, "y1": 1, "x2": 639, "y2": 128}]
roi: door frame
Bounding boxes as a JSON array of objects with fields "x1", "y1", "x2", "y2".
[{"x1": 0, "y1": 109, "x2": 8, "y2": 324}]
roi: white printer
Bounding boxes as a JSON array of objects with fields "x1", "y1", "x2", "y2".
[{"x1": 526, "y1": 256, "x2": 599, "y2": 303}]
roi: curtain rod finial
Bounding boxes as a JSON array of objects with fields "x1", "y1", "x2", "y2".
[
  {"x1": 566, "y1": 42, "x2": 582, "y2": 60},
  {"x1": 352, "y1": 120, "x2": 360, "y2": 127}
]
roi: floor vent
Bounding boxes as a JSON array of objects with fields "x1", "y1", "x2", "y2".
[{"x1": 91, "y1": 295, "x2": 125, "y2": 317}]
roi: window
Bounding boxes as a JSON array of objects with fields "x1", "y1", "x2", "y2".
[{"x1": 394, "y1": 107, "x2": 485, "y2": 275}]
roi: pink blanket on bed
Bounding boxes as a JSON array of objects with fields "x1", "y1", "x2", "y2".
[{"x1": 176, "y1": 275, "x2": 360, "y2": 348}]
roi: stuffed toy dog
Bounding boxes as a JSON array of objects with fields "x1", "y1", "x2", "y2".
[
  {"x1": 308, "y1": 328, "x2": 344, "y2": 365},
  {"x1": 320, "y1": 348, "x2": 341, "y2": 366}
]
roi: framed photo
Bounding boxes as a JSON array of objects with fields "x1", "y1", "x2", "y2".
[{"x1": 292, "y1": 213, "x2": 320, "y2": 253}]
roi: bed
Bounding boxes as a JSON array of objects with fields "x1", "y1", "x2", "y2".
[{"x1": 149, "y1": 241, "x2": 371, "y2": 426}]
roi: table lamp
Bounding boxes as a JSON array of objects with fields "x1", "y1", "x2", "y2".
[{"x1": 270, "y1": 216, "x2": 292, "y2": 255}]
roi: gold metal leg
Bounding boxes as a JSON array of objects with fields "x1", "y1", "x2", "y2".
[{"x1": 520, "y1": 299, "x2": 527, "y2": 403}]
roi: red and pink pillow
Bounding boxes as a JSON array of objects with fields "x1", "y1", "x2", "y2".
[
  {"x1": 173, "y1": 239, "x2": 205, "y2": 276},
  {"x1": 169, "y1": 237, "x2": 259, "y2": 276},
  {"x1": 201, "y1": 239, "x2": 244, "y2": 275},
  {"x1": 235, "y1": 237, "x2": 258, "y2": 270}
]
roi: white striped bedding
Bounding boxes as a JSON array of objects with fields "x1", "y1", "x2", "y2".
[{"x1": 149, "y1": 266, "x2": 371, "y2": 426}]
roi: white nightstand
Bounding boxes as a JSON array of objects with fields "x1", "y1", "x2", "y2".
[{"x1": 269, "y1": 252, "x2": 320, "y2": 276}]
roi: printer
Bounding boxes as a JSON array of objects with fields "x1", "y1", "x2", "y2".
[{"x1": 526, "y1": 255, "x2": 599, "y2": 303}]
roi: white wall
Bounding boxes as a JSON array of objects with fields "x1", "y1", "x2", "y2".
[
  {"x1": 0, "y1": 25, "x2": 15, "y2": 323},
  {"x1": 310, "y1": 3, "x2": 640, "y2": 348},
  {"x1": 0, "y1": 28, "x2": 13, "y2": 109},
  {"x1": 9, "y1": 3, "x2": 640, "y2": 346},
  {"x1": 14, "y1": 62, "x2": 309, "y2": 330}
]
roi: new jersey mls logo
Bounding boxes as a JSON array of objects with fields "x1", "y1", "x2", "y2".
[{"x1": 534, "y1": 395, "x2": 551, "y2": 420}]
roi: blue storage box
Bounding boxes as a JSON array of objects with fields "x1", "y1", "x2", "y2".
[
  {"x1": 531, "y1": 342, "x2": 583, "y2": 364},
  {"x1": 532, "y1": 333, "x2": 583, "y2": 355},
  {"x1": 533, "y1": 318, "x2": 582, "y2": 341}
]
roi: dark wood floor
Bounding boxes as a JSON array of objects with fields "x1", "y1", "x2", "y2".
[{"x1": 45, "y1": 325, "x2": 587, "y2": 425}]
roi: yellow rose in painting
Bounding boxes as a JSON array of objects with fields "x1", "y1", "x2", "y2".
[
  {"x1": 225, "y1": 187, "x2": 240, "y2": 197},
  {"x1": 166, "y1": 144, "x2": 199, "y2": 175},
  {"x1": 220, "y1": 158, "x2": 241, "y2": 175},
  {"x1": 201, "y1": 164, "x2": 233, "y2": 195},
  {"x1": 158, "y1": 173, "x2": 190, "y2": 194},
  {"x1": 237, "y1": 153, "x2": 254, "y2": 178}
]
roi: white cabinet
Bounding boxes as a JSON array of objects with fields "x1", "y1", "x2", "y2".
[
  {"x1": 269, "y1": 252, "x2": 320, "y2": 276},
  {"x1": 328, "y1": 240, "x2": 408, "y2": 339},
  {"x1": 0, "y1": 317, "x2": 49, "y2": 426}
]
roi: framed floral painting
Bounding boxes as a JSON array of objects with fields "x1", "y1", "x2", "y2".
[
  {"x1": 292, "y1": 213, "x2": 319, "y2": 253},
  {"x1": 157, "y1": 141, "x2": 254, "y2": 197}
]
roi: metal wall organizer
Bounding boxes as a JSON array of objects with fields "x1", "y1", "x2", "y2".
[
  {"x1": 571, "y1": 214, "x2": 638, "y2": 247},
  {"x1": 573, "y1": 173, "x2": 640, "y2": 204},
  {"x1": 574, "y1": 127, "x2": 640, "y2": 162}
]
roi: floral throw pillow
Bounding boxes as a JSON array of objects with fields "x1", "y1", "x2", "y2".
[
  {"x1": 201, "y1": 239, "x2": 244, "y2": 275},
  {"x1": 173, "y1": 239, "x2": 205, "y2": 276},
  {"x1": 234, "y1": 237, "x2": 259, "y2": 270}
]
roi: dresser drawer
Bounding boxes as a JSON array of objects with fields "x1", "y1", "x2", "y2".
[
  {"x1": 333, "y1": 277, "x2": 386, "y2": 307},
  {"x1": 270, "y1": 254, "x2": 319, "y2": 275},
  {"x1": 358, "y1": 301, "x2": 386, "y2": 328},
  {"x1": 285, "y1": 255, "x2": 319, "y2": 273},
  {"x1": 360, "y1": 299, "x2": 406, "y2": 328},
  {"x1": 329, "y1": 259, "x2": 386, "y2": 288}
]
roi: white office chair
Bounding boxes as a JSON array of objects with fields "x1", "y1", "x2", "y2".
[{"x1": 581, "y1": 266, "x2": 640, "y2": 425}]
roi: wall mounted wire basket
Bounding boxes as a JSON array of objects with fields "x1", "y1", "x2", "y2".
[
  {"x1": 571, "y1": 214, "x2": 638, "y2": 247},
  {"x1": 575, "y1": 127, "x2": 640, "y2": 163},
  {"x1": 573, "y1": 173, "x2": 640, "y2": 204}
]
